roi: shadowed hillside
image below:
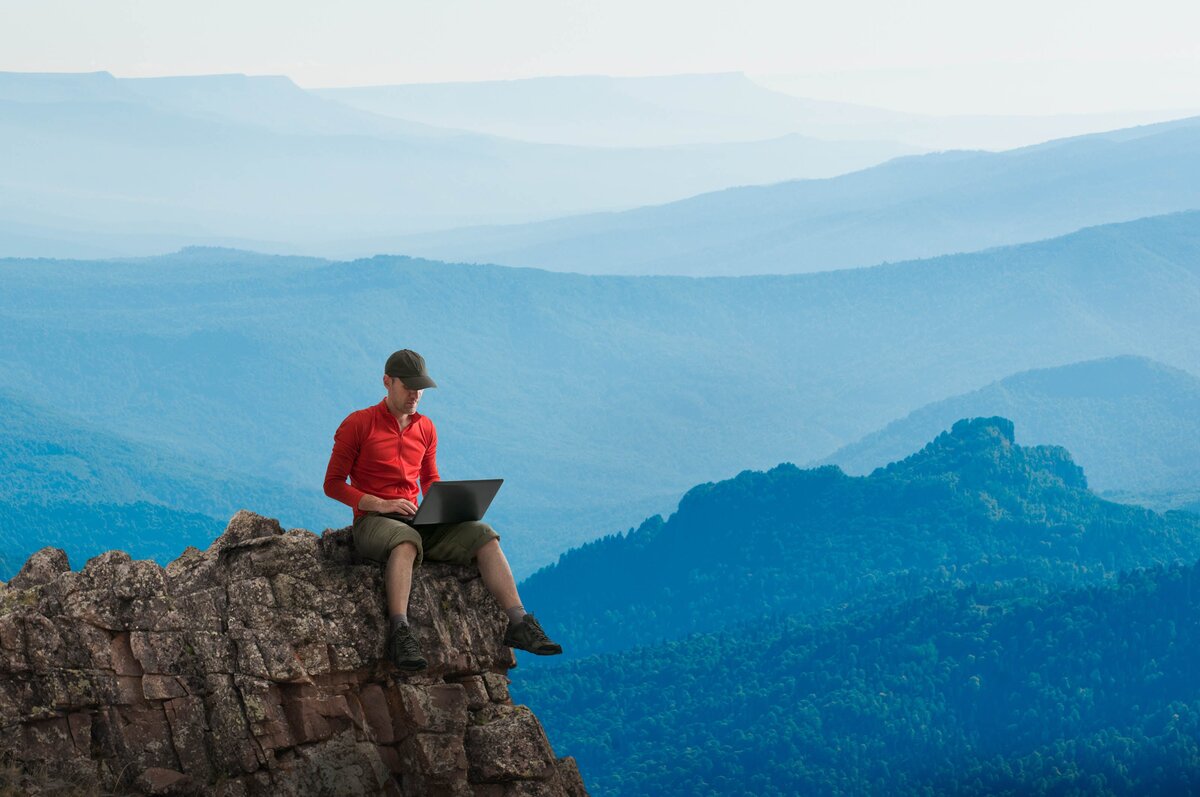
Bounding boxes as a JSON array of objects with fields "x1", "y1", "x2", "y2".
[
  {"x1": 512, "y1": 420, "x2": 1200, "y2": 795},
  {"x1": 518, "y1": 560, "x2": 1200, "y2": 796}
]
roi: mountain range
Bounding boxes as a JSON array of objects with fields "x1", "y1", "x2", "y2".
[
  {"x1": 818, "y1": 356, "x2": 1200, "y2": 511},
  {"x1": 318, "y1": 72, "x2": 1186, "y2": 151},
  {"x1": 518, "y1": 417, "x2": 1200, "y2": 660},
  {"x1": 511, "y1": 418, "x2": 1200, "y2": 794},
  {"x1": 7, "y1": 70, "x2": 1200, "y2": 265},
  {"x1": 1, "y1": 212, "x2": 1199, "y2": 576},
  {"x1": 0, "y1": 71, "x2": 918, "y2": 260},
  {"x1": 392, "y1": 116, "x2": 1200, "y2": 276}
]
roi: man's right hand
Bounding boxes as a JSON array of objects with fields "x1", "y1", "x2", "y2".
[{"x1": 360, "y1": 495, "x2": 418, "y2": 517}]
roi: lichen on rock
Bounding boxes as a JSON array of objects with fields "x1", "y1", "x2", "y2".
[{"x1": 0, "y1": 510, "x2": 587, "y2": 796}]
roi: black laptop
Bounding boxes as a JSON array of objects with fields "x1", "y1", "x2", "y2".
[{"x1": 382, "y1": 479, "x2": 503, "y2": 526}]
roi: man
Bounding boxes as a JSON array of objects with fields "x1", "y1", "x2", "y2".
[{"x1": 324, "y1": 349, "x2": 562, "y2": 671}]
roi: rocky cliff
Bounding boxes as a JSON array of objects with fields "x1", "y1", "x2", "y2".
[{"x1": 0, "y1": 511, "x2": 587, "y2": 796}]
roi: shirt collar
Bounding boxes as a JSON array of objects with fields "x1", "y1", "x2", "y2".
[{"x1": 375, "y1": 398, "x2": 421, "y2": 426}]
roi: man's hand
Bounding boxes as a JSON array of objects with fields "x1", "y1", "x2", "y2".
[{"x1": 359, "y1": 495, "x2": 418, "y2": 517}]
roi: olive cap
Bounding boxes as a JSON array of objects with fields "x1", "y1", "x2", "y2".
[{"x1": 385, "y1": 349, "x2": 437, "y2": 389}]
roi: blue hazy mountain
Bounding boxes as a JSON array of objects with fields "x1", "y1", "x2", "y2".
[
  {"x1": 391, "y1": 115, "x2": 1200, "y2": 276},
  {"x1": 518, "y1": 557, "x2": 1200, "y2": 796},
  {"x1": 2, "y1": 213, "x2": 1199, "y2": 574},
  {"x1": 0, "y1": 389, "x2": 333, "y2": 578},
  {"x1": 817, "y1": 356, "x2": 1200, "y2": 511},
  {"x1": 517, "y1": 417, "x2": 1200, "y2": 660},
  {"x1": 0, "y1": 501, "x2": 223, "y2": 584},
  {"x1": 317, "y1": 72, "x2": 1184, "y2": 151},
  {"x1": 0, "y1": 71, "x2": 918, "y2": 259},
  {"x1": 0, "y1": 69, "x2": 453, "y2": 137}
]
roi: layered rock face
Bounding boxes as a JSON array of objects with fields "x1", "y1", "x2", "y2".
[{"x1": 0, "y1": 511, "x2": 587, "y2": 796}]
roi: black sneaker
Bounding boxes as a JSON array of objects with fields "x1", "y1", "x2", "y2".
[
  {"x1": 503, "y1": 613, "x2": 562, "y2": 655},
  {"x1": 387, "y1": 623, "x2": 428, "y2": 671}
]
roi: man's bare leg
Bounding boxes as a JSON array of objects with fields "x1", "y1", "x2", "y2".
[
  {"x1": 474, "y1": 538, "x2": 521, "y2": 611},
  {"x1": 384, "y1": 540, "x2": 427, "y2": 670},
  {"x1": 385, "y1": 541, "x2": 419, "y2": 618},
  {"x1": 476, "y1": 539, "x2": 563, "y2": 655}
]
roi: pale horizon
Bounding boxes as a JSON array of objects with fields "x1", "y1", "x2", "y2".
[
  {"x1": 7, "y1": 64, "x2": 1200, "y2": 119},
  {"x1": 3, "y1": 0, "x2": 1200, "y2": 116}
]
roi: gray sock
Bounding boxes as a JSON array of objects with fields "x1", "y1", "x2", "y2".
[
  {"x1": 505, "y1": 605, "x2": 528, "y2": 626},
  {"x1": 390, "y1": 614, "x2": 408, "y2": 632}
]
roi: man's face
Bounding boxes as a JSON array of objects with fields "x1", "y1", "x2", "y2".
[{"x1": 385, "y1": 375, "x2": 424, "y2": 414}]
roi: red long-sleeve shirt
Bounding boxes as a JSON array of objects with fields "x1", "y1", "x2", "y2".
[{"x1": 323, "y1": 399, "x2": 441, "y2": 521}]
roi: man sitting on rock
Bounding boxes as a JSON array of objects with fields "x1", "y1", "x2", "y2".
[{"x1": 323, "y1": 349, "x2": 562, "y2": 671}]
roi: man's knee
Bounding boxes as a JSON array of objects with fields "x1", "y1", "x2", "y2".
[{"x1": 388, "y1": 540, "x2": 419, "y2": 561}]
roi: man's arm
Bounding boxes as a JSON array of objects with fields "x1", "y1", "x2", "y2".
[
  {"x1": 323, "y1": 414, "x2": 369, "y2": 509},
  {"x1": 419, "y1": 420, "x2": 440, "y2": 497}
]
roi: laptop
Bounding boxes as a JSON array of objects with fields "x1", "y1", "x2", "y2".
[{"x1": 382, "y1": 479, "x2": 503, "y2": 526}]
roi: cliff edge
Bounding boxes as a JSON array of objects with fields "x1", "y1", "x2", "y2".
[{"x1": 0, "y1": 510, "x2": 587, "y2": 796}]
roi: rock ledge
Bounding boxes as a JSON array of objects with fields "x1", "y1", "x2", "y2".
[{"x1": 0, "y1": 511, "x2": 586, "y2": 796}]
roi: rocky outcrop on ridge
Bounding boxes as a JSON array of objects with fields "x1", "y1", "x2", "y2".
[{"x1": 0, "y1": 511, "x2": 587, "y2": 796}]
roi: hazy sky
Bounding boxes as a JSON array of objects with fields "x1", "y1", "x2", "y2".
[{"x1": 3, "y1": 0, "x2": 1200, "y2": 114}]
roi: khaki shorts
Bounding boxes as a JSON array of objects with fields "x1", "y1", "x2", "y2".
[{"x1": 352, "y1": 512, "x2": 500, "y2": 567}]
